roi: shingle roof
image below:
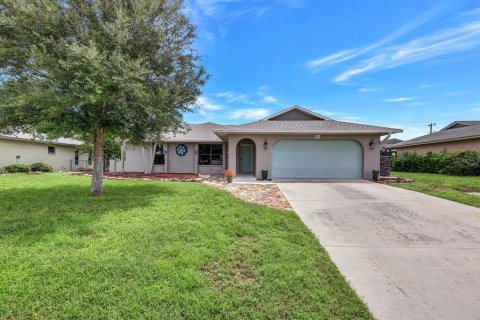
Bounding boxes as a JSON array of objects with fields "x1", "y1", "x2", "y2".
[
  {"x1": 165, "y1": 122, "x2": 226, "y2": 142},
  {"x1": 213, "y1": 120, "x2": 402, "y2": 136},
  {"x1": 381, "y1": 138, "x2": 403, "y2": 148},
  {"x1": 393, "y1": 124, "x2": 480, "y2": 148},
  {"x1": 441, "y1": 121, "x2": 480, "y2": 131},
  {"x1": 0, "y1": 133, "x2": 84, "y2": 146}
]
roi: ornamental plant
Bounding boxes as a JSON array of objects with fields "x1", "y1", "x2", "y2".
[{"x1": 223, "y1": 169, "x2": 234, "y2": 178}]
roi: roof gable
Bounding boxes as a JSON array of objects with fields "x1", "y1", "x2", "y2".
[
  {"x1": 164, "y1": 122, "x2": 225, "y2": 142},
  {"x1": 264, "y1": 105, "x2": 330, "y2": 121},
  {"x1": 441, "y1": 121, "x2": 480, "y2": 131}
]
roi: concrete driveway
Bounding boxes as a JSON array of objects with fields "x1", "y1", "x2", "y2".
[{"x1": 277, "y1": 181, "x2": 480, "y2": 320}]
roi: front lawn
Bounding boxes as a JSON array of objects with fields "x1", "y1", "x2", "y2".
[
  {"x1": 391, "y1": 171, "x2": 480, "y2": 208},
  {"x1": 0, "y1": 173, "x2": 372, "y2": 319}
]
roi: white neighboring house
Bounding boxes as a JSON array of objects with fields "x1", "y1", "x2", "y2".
[{"x1": 0, "y1": 133, "x2": 90, "y2": 171}]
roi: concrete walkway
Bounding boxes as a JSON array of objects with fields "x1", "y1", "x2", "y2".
[{"x1": 277, "y1": 181, "x2": 480, "y2": 320}]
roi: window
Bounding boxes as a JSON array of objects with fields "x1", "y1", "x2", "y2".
[
  {"x1": 199, "y1": 144, "x2": 223, "y2": 165},
  {"x1": 74, "y1": 150, "x2": 79, "y2": 165},
  {"x1": 154, "y1": 144, "x2": 165, "y2": 165},
  {"x1": 48, "y1": 146, "x2": 55, "y2": 155}
]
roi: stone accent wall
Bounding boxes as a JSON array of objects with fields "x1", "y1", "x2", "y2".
[{"x1": 380, "y1": 156, "x2": 391, "y2": 177}]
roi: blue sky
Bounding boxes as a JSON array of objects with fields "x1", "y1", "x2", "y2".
[{"x1": 183, "y1": 0, "x2": 480, "y2": 139}]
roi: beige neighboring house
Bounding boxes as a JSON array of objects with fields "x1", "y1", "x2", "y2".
[
  {"x1": 393, "y1": 121, "x2": 480, "y2": 155},
  {"x1": 0, "y1": 133, "x2": 90, "y2": 171},
  {"x1": 112, "y1": 106, "x2": 402, "y2": 179}
]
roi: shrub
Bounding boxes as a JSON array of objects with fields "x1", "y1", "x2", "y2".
[
  {"x1": 0, "y1": 167, "x2": 5, "y2": 174},
  {"x1": 442, "y1": 150, "x2": 480, "y2": 176},
  {"x1": 392, "y1": 150, "x2": 480, "y2": 176},
  {"x1": 31, "y1": 162, "x2": 54, "y2": 172},
  {"x1": 3, "y1": 164, "x2": 31, "y2": 173}
]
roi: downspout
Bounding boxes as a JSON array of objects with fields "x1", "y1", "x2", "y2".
[
  {"x1": 381, "y1": 132, "x2": 392, "y2": 143},
  {"x1": 141, "y1": 146, "x2": 148, "y2": 174},
  {"x1": 150, "y1": 142, "x2": 157, "y2": 174},
  {"x1": 121, "y1": 140, "x2": 126, "y2": 173}
]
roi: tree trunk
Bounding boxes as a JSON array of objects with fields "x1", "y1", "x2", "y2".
[{"x1": 91, "y1": 128, "x2": 105, "y2": 196}]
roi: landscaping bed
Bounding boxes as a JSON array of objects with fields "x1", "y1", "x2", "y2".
[
  {"x1": 76, "y1": 171, "x2": 202, "y2": 181},
  {"x1": 0, "y1": 173, "x2": 372, "y2": 319}
]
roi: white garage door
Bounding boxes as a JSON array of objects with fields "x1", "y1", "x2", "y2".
[{"x1": 272, "y1": 140, "x2": 363, "y2": 179}]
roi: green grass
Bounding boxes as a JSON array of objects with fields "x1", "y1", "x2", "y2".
[
  {"x1": 391, "y1": 171, "x2": 480, "y2": 208},
  {"x1": 0, "y1": 173, "x2": 372, "y2": 319}
]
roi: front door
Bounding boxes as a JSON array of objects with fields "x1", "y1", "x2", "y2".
[{"x1": 239, "y1": 144, "x2": 253, "y2": 173}]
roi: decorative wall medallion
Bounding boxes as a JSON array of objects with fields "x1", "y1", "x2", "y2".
[{"x1": 176, "y1": 144, "x2": 188, "y2": 157}]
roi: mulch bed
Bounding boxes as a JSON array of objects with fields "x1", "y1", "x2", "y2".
[{"x1": 74, "y1": 172, "x2": 202, "y2": 181}]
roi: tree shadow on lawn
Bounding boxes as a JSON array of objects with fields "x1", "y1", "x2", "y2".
[{"x1": 0, "y1": 183, "x2": 174, "y2": 244}]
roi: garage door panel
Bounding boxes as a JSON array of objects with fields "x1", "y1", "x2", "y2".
[{"x1": 272, "y1": 140, "x2": 363, "y2": 179}]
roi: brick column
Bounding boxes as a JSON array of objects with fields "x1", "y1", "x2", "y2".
[{"x1": 380, "y1": 156, "x2": 391, "y2": 177}]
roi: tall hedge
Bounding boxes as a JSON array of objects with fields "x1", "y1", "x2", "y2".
[{"x1": 391, "y1": 150, "x2": 480, "y2": 176}]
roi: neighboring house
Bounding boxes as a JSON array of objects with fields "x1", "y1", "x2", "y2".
[
  {"x1": 393, "y1": 121, "x2": 480, "y2": 155},
  {"x1": 0, "y1": 133, "x2": 90, "y2": 171},
  {"x1": 112, "y1": 106, "x2": 402, "y2": 179},
  {"x1": 380, "y1": 138, "x2": 403, "y2": 156}
]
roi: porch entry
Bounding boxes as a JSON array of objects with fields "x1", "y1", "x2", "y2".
[{"x1": 236, "y1": 139, "x2": 256, "y2": 174}]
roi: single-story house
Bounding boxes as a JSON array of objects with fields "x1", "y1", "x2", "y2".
[
  {"x1": 112, "y1": 106, "x2": 402, "y2": 179},
  {"x1": 0, "y1": 133, "x2": 90, "y2": 171},
  {"x1": 393, "y1": 121, "x2": 480, "y2": 155}
]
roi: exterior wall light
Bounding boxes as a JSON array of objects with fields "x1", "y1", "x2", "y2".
[
  {"x1": 264, "y1": 140, "x2": 268, "y2": 150},
  {"x1": 369, "y1": 139, "x2": 375, "y2": 150}
]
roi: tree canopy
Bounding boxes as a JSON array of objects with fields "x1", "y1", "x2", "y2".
[{"x1": 0, "y1": 0, "x2": 208, "y2": 194}]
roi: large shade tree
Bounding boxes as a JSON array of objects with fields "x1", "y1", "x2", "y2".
[{"x1": 0, "y1": 0, "x2": 207, "y2": 195}]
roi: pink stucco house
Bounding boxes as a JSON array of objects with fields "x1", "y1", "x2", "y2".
[{"x1": 111, "y1": 106, "x2": 402, "y2": 179}]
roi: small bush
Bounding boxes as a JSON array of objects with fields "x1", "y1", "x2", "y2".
[
  {"x1": 0, "y1": 167, "x2": 5, "y2": 174},
  {"x1": 392, "y1": 150, "x2": 480, "y2": 176},
  {"x1": 31, "y1": 162, "x2": 54, "y2": 172},
  {"x1": 3, "y1": 164, "x2": 31, "y2": 173}
]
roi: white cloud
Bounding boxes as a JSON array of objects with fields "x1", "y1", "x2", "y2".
[
  {"x1": 262, "y1": 95, "x2": 278, "y2": 103},
  {"x1": 338, "y1": 116, "x2": 362, "y2": 123},
  {"x1": 216, "y1": 87, "x2": 281, "y2": 106},
  {"x1": 358, "y1": 87, "x2": 382, "y2": 93},
  {"x1": 333, "y1": 18, "x2": 480, "y2": 82},
  {"x1": 216, "y1": 91, "x2": 250, "y2": 104},
  {"x1": 305, "y1": 6, "x2": 441, "y2": 71},
  {"x1": 384, "y1": 97, "x2": 416, "y2": 102},
  {"x1": 186, "y1": 0, "x2": 303, "y2": 39},
  {"x1": 257, "y1": 86, "x2": 280, "y2": 104},
  {"x1": 418, "y1": 83, "x2": 437, "y2": 88},
  {"x1": 230, "y1": 108, "x2": 270, "y2": 120},
  {"x1": 444, "y1": 91, "x2": 462, "y2": 96},
  {"x1": 197, "y1": 96, "x2": 223, "y2": 110},
  {"x1": 461, "y1": 7, "x2": 480, "y2": 16}
]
